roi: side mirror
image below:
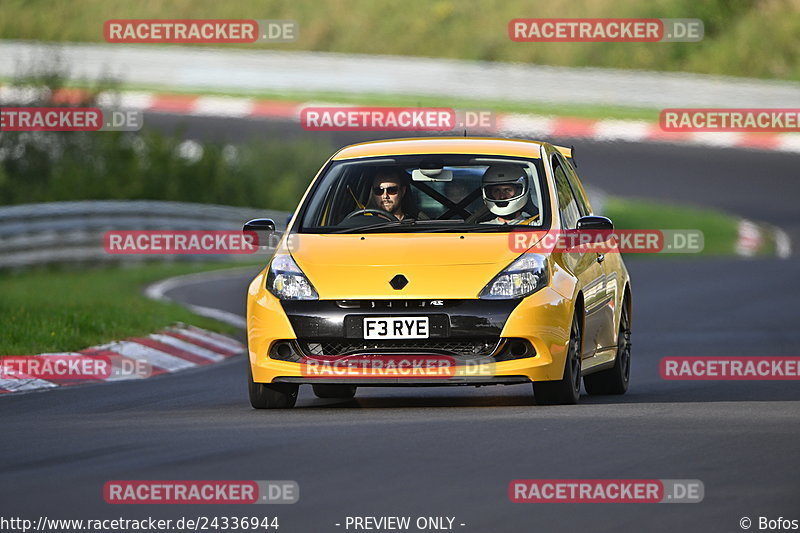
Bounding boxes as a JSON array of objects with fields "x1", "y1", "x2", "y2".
[
  {"x1": 243, "y1": 218, "x2": 276, "y2": 247},
  {"x1": 576, "y1": 215, "x2": 613, "y2": 231}
]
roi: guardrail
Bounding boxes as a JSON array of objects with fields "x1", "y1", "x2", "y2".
[{"x1": 0, "y1": 200, "x2": 289, "y2": 269}]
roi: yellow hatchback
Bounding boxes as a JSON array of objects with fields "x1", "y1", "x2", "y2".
[{"x1": 244, "y1": 137, "x2": 632, "y2": 408}]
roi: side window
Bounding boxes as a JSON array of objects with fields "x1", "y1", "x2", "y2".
[
  {"x1": 557, "y1": 153, "x2": 590, "y2": 216},
  {"x1": 552, "y1": 155, "x2": 580, "y2": 229}
]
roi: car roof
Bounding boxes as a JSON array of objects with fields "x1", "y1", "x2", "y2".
[{"x1": 331, "y1": 137, "x2": 573, "y2": 161}]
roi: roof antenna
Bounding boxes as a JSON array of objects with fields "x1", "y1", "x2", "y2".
[{"x1": 464, "y1": 129, "x2": 467, "y2": 137}]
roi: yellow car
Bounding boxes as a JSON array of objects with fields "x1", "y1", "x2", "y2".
[{"x1": 244, "y1": 137, "x2": 632, "y2": 408}]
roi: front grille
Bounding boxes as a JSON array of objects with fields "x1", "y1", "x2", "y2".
[{"x1": 298, "y1": 339, "x2": 499, "y2": 357}]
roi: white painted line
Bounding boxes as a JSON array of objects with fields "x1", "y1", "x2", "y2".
[
  {"x1": 0, "y1": 376, "x2": 57, "y2": 392},
  {"x1": 145, "y1": 266, "x2": 254, "y2": 329},
  {"x1": 0, "y1": 85, "x2": 49, "y2": 105},
  {"x1": 96, "y1": 90, "x2": 155, "y2": 110},
  {"x1": 184, "y1": 304, "x2": 247, "y2": 329},
  {"x1": 193, "y1": 96, "x2": 255, "y2": 117},
  {"x1": 98, "y1": 341, "x2": 195, "y2": 372},
  {"x1": 735, "y1": 219, "x2": 762, "y2": 257},
  {"x1": 149, "y1": 334, "x2": 226, "y2": 362},
  {"x1": 170, "y1": 327, "x2": 242, "y2": 352},
  {"x1": 689, "y1": 132, "x2": 745, "y2": 148},
  {"x1": 777, "y1": 133, "x2": 800, "y2": 153},
  {"x1": 594, "y1": 119, "x2": 652, "y2": 142},
  {"x1": 496, "y1": 114, "x2": 554, "y2": 137},
  {"x1": 186, "y1": 324, "x2": 247, "y2": 349},
  {"x1": 774, "y1": 227, "x2": 792, "y2": 259},
  {"x1": 299, "y1": 100, "x2": 354, "y2": 109}
]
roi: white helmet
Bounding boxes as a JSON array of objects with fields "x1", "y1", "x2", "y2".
[{"x1": 481, "y1": 164, "x2": 529, "y2": 217}]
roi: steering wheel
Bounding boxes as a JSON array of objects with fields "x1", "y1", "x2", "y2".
[{"x1": 343, "y1": 208, "x2": 399, "y2": 222}]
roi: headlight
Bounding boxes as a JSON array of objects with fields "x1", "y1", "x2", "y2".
[
  {"x1": 266, "y1": 254, "x2": 318, "y2": 300},
  {"x1": 479, "y1": 254, "x2": 549, "y2": 300}
]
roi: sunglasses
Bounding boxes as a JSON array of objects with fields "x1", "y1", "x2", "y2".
[{"x1": 372, "y1": 186, "x2": 400, "y2": 196}]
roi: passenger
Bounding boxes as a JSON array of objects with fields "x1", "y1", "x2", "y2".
[{"x1": 479, "y1": 164, "x2": 536, "y2": 225}]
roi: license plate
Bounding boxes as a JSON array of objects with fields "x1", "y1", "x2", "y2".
[{"x1": 363, "y1": 317, "x2": 429, "y2": 339}]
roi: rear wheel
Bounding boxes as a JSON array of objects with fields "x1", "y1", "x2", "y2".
[
  {"x1": 584, "y1": 301, "x2": 631, "y2": 395},
  {"x1": 533, "y1": 313, "x2": 582, "y2": 405},
  {"x1": 312, "y1": 384, "x2": 357, "y2": 399},
  {"x1": 248, "y1": 364, "x2": 298, "y2": 409}
]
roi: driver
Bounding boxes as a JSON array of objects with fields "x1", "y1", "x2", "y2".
[
  {"x1": 479, "y1": 164, "x2": 537, "y2": 225},
  {"x1": 367, "y1": 168, "x2": 426, "y2": 221}
]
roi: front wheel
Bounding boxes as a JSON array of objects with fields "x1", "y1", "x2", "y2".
[
  {"x1": 584, "y1": 301, "x2": 631, "y2": 395},
  {"x1": 248, "y1": 365, "x2": 298, "y2": 409},
  {"x1": 533, "y1": 313, "x2": 582, "y2": 405}
]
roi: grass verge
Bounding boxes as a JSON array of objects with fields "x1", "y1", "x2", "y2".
[
  {"x1": 0, "y1": 261, "x2": 263, "y2": 355},
  {"x1": 1, "y1": 0, "x2": 797, "y2": 81},
  {"x1": 605, "y1": 196, "x2": 739, "y2": 256}
]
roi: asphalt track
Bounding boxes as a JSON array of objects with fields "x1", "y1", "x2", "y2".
[{"x1": 1, "y1": 115, "x2": 798, "y2": 533}]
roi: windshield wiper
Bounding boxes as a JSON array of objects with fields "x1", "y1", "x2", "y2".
[
  {"x1": 330, "y1": 220, "x2": 542, "y2": 234},
  {"x1": 331, "y1": 219, "x2": 416, "y2": 234},
  {"x1": 420, "y1": 224, "x2": 518, "y2": 233}
]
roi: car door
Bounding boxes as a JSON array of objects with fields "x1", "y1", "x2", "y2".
[
  {"x1": 547, "y1": 147, "x2": 607, "y2": 359},
  {"x1": 559, "y1": 152, "x2": 616, "y2": 352}
]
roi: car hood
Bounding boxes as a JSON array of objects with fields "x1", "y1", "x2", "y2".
[{"x1": 288, "y1": 233, "x2": 528, "y2": 299}]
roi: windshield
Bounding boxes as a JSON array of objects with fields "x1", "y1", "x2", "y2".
[{"x1": 296, "y1": 154, "x2": 549, "y2": 233}]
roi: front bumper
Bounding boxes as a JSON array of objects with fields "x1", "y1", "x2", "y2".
[
  {"x1": 247, "y1": 272, "x2": 574, "y2": 385},
  {"x1": 273, "y1": 375, "x2": 533, "y2": 386}
]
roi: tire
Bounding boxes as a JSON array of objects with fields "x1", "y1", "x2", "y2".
[
  {"x1": 248, "y1": 364, "x2": 298, "y2": 409},
  {"x1": 584, "y1": 301, "x2": 631, "y2": 395},
  {"x1": 533, "y1": 312, "x2": 582, "y2": 405},
  {"x1": 312, "y1": 384, "x2": 358, "y2": 399}
]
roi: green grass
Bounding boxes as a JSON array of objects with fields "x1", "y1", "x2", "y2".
[
  {"x1": 0, "y1": 261, "x2": 262, "y2": 355},
  {"x1": 605, "y1": 196, "x2": 740, "y2": 255},
  {"x1": 2, "y1": 0, "x2": 799, "y2": 81}
]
